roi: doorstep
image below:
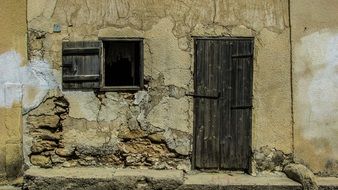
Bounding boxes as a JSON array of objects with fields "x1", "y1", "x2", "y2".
[
  {"x1": 317, "y1": 177, "x2": 338, "y2": 190},
  {"x1": 180, "y1": 172, "x2": 301, "y2": 190},
  {"x1": 0, "y1": 186, "x2": 21, "y2": 190},
  {"x1": 23, "y1": 167, "x2": 338, "y2": 190}
]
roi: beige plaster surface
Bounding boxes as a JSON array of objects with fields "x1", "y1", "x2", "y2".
[
  {"x1": 291, "y1": 0, "x2": 338, "y2": 175},
  {"x1": 0, "y1": 0, "x2": 27, "y2": 181},
  {"x1": 0, "y1": 0, "x2": 27, "y2": 63},
  {"x1": 0, "y1": 105, "x2": 23, "y2": 180},
  {"x1": 252, "y1": 28, "x2": 292, "y2": 153}
]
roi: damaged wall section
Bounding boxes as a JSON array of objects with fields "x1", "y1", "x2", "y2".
[{"x1": 26, "y1": 88, "x2": 191, "y2": 170}]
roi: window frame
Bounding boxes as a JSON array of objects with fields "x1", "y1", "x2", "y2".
[
  {"x1": 99, "y1": 37, "x2": 144, "y2": 91},
  {"x1": 61, "y1": 37, "x2": 144, "y2": 92}
]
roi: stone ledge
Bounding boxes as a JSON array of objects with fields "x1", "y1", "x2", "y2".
[
  {"x1": 24, "y1": 167, "x2": 184, "y2": 190},
  {"x1": 23, "y1": 168, "x2": 338, "y2": 190},
  {"x1": 178, "y1": 172, "x2": 302, "y2": 190},
  {"x1": 0, "y1": 186, "x2": 21, "y2": 190},
  {"x1": 317, "y1": 177, "x2": 338, "y2": 190},
  {"x1": 25, "y1": 167, "x2": 116, "y2": 179}
]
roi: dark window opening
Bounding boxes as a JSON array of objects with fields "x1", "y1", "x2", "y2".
[{"x1": 103, "y1": 40, "x2": 142, "y2": 88}]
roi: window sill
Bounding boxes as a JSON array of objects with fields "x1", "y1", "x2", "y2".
[{"x1": 100, "y1": 86, "x2": 141, "y2": 92}]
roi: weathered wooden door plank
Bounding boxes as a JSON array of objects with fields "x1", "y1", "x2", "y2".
[
  {"x1": 194, "y1": 40, "x2": 220, "y2": 169},
  {"x1": 193, "y1": 38, "x2": 253, "y2": 170}
]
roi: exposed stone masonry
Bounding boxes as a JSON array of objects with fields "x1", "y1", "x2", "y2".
[
  {"x1": 27, "y1": 96, "x2": 69, "y2": 167},
  {"x1": 26, "y1": 88, "x2": 191, "y2": 170},
  {"x1": 253, "y1": 146, "x2": 293, "y2": 173}
]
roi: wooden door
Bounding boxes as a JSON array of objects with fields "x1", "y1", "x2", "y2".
[{"x1": 193, "y1": 38, "x2": 253, "y2": 170}]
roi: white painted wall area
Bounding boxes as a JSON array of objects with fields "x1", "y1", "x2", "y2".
[
  {"x1": 294, "y1": 29, "x2": 338, "y2": 158},
  {"x1": 0, "y1": 51, "x2": 58, "y2": 111}
]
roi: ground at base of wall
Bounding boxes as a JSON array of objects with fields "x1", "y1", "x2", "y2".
[
  {"x1": 20, "y1": 167, "x2": 338, "y2": 190},
  {"x1": 0, "y1": 177, "x2": 23, "y2": 190},
  {"x1": 0, "y1": 186, "x2": 21, "y2": 190}
]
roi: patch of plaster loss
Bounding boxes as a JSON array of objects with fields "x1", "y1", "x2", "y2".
[
  {"x1": 63, "y1": 91, "x2": 100, "y2": 122},
  {"x1": 144, "y1": 18, "x2": 191, "y2": 88},
  {"x1": 0, "y1": 51, "x2": 58, "y2": 111},
  {"x1": 294, "y1": 30, "x2": 338, "y2": 157}
]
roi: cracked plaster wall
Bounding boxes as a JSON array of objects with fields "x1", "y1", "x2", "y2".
[
  {"x1": 25, "y1": 0, "x2": 292, "y2": 171},
  {"x1": 291, "y1": 0, "x2": 338, "y2": 177}
]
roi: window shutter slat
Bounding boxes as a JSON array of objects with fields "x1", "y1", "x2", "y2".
[
  {"x1": 63, "y1": 75, "x2": 100, "y2": 82},
  {"x1": 62, "y1": 47, "x2": 100, "y2": 55},
  {"x1": 62, "y1": 41, "x2": 102, "y2": 90}
]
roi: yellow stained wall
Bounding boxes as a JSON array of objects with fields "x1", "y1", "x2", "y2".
[{"x1": 0, "y1": 0, "x2": 27, "y2": 180}]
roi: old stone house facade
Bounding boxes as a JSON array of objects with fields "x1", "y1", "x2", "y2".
[{"x1": 0, "y1": 0, "x2": 337, "y2": 186}]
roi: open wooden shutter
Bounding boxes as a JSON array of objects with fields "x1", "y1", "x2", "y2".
[{"x1": 62, "y1": 41, "x2": 102, "y2": 90}]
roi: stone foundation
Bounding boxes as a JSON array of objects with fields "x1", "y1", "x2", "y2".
[{"x1": 253, "y1": 146, "x2": 293, "y2": 174}]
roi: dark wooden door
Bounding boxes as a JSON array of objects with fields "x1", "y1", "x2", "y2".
[{"x1": 193, "y1": 38, "x2": 253, "y2": 170}]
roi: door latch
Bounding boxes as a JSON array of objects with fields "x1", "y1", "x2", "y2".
[
  {"x1": 185, "y1": 92, "x2": 220, "y2": 99},
  {"x1": 231, "y1": 105, "x2": 253, "y2": 109}
]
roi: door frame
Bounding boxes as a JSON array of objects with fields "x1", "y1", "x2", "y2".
[{"x1": 191, "y1": 36, "x2": 254, "y2": 171}]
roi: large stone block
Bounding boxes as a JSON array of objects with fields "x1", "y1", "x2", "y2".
[
  {"x1": 284, "y1": 163, "x2": 318, "y2": 190},
  {"x1": 28, "y1": 98, "x2": 55, "y2": 116},
  {"x1": 30, "y1": 155, "x2": 50, "y2": 167},
  {"x1": 27, "y1": 115, "x2": 59, "y2": 128},
  {"x1": 31, "y1": 140, "x2": 57, "y2": 153}
]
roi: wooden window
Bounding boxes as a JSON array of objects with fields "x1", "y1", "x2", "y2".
[{"x1": 62, "y1": 39, "x2": 143, "y2": 91}]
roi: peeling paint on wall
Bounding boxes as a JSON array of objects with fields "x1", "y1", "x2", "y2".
[{"x1": 0, "y1": 51, "x2": 58, "y2": 111}]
